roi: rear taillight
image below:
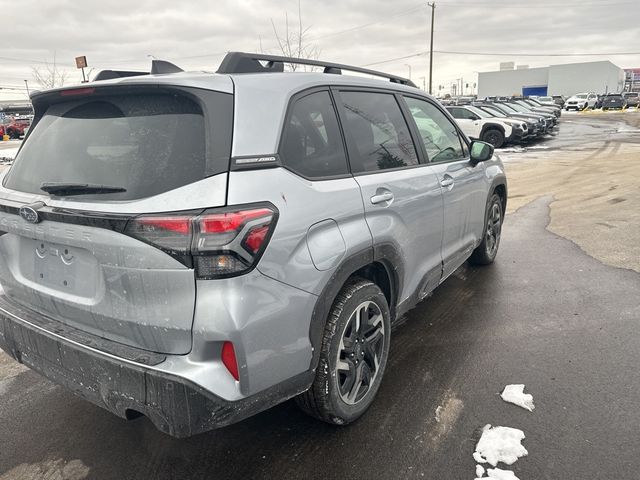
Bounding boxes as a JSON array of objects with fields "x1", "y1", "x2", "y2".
[{"x1": 124, "y1": 205, "x2": 277, "y2": 278}]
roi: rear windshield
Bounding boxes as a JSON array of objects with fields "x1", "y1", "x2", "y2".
[{"x1": 5, "y1": 91, "x2": 232, "y2": 200}]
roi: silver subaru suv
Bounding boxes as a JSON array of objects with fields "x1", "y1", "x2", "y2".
[{"x1": 0, "y1": 53, "x2": 506, "y2": 437}]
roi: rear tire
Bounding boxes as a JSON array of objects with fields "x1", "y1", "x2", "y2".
[
  {"x1": 469, "y1": 192, "x2": 503, "y2": 265},
  {"x1": 296, "y1": 278, "x2": 391, "y2": 425},
  {"x1": 481, "y1": 128, "x2": 505, "y2": 148}
]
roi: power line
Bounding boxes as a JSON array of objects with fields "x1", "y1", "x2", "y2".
[
  {"x1": 365, "y1": 49, "x2": 640, "y2": 66},
  {"x1": 436, "y1": 0, "x2": 637, "y2": 6}
]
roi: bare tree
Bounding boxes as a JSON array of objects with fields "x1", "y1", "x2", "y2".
[
  {"x1": 31, "y1": 53, "x2": 68, "y2": 89},
  {"x1": 269, "y1": 1, "x2": 320, "y2": 71}
]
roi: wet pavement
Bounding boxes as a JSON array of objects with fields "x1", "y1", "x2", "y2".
[{"x1": 1, "y1": 114, "x2": 640, "y2": 479}]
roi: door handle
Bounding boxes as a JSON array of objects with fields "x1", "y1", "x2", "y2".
[
  {"x1": 370, "y1": 191, "x2": 394, "y2": 205},
  {"x1": 440, "y1": 176, "x2": 454, "y2": 189}
]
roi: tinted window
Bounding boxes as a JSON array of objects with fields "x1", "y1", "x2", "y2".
[
  {"x1": 5, "y1": 92, "x2": 232, "y2": 200},
  {"x1": 404, "y1": 97, "x2": 466, "y2": 163},
  {"x1": 339, "y1": 91, "x2": 418, "y2": 173},
  {"x1": 448, "y1": 107, "x2": 476, "y2": 120},
  {"x1": 280, "y1": 91, "x2": 348, "y2": 178}
]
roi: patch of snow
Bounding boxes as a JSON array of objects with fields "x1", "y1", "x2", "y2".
[
  {"x1": 0, "y1": 147, "x2": 19, "y2": 161},
  {"x1": 500, "y1": 384, "x2": 535, "y2": 412},
  {"x1": 495, "y1": 147, "x2": 525, "y2": 153},
  {"x1": 473, "y1": 451, "x2": 486, "y2": 464},
  {"x1": 526, "y1": 145, "x2": 550, "y2": 150},
  {"x1": 474, "y1": 424, "x2": 528, "y2": 467},
  {"x1": 476, "y1": 464, "x2": 485, "y2": 477},
  {"x1": 486, "y1": 467, "x2": 520, "y2": 479},
  {"x1": 435, "y1": 405, "x2": 442, "y2": 423}
]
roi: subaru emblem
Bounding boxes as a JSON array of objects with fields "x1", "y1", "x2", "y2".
[{"x1": 19, "y1": 203, "x2": 44, "y2": 224}]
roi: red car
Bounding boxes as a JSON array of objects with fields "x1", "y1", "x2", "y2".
[{"x1": 0, "y1": 117, "x2": 30, "y2": 139}]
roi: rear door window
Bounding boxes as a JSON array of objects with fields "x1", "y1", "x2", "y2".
[
  {"x1": 4, "y1": 91, "x2": 232, "y2": 200},
  {"x1": 280, "y1": 90, "x2": 348, "y2": 179},
  {"x1": 338, "y1": 91, "x2": 418, "y2": 173}
]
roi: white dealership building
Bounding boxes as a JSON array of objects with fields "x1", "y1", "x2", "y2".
[{"x1": 477, "y1": 60, "x2": 625, "y2": 98}]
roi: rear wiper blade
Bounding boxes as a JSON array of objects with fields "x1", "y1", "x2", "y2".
[{"x1": 40, "y1": 182, "x2": 127, "y2": 196}]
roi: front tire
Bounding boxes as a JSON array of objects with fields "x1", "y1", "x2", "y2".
[
  {"x1": 482, "y1": 128, "x2": 505, "y2": 148},
  {"x1": 469, "y1": 192, "x2": 503, "y2": 265},
  {"x1": 296, "y1": 278, "x2": 391, "y2": 425}
]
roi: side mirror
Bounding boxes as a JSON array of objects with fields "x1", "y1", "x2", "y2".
[{"x1": 470, "y1": 140, "x2": 494, "y2": 165}]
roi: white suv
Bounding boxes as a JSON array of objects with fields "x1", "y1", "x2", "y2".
[
  {"x1": 565, "y1": 93, "x2": 597, "y2": 111},
  {"x1": 445, "y1": 105, "x2": 528, "y2": 148}
]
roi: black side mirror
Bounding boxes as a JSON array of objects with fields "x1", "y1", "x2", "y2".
[{"x1": 470, "y1": 140, "x2": 494, "y2": 165}]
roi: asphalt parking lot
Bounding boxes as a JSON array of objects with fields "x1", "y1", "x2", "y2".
[{"x1": 1, "y1": 112, "x2": 639, "y2": 479}]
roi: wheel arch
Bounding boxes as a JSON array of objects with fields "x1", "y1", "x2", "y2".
[
  {"x1": 492, "y1": 180, "x2": 507, "y2": 213},
  {"x1": 307, "y1": 246, "x2": 400, "y2": 372},
  {"x1": 480, "y1": 122, "x2": 506, "y2": 139}
]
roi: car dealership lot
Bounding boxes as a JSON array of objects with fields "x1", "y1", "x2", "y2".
[{"x1": 0, "y1": 112, "x2": 639, "y2": 479}]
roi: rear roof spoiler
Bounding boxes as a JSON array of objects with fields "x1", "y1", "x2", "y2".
[{"x1": 93, "y1": 60, "x2": 184, "y2": 82}]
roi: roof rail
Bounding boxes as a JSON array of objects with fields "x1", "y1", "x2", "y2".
[
  {"x1": 93, "y1": 59, "x2": 184, "y2": 82},
  {"x1": 216, "y1": 52, "x2": 417, "y2": 88}
]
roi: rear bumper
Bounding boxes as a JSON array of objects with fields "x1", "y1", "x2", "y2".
[{"x1": 0, "y1": 294, "x2": 312, "y2": 437}]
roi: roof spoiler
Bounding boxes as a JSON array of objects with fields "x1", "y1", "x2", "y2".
[{"x1": 93, "y1": 59, "x2": 184, "y2": 82}]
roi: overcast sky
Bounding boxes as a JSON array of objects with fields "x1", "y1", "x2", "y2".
[{"x1": 1, "y1": 0, "x2": 639, "y2": 100}]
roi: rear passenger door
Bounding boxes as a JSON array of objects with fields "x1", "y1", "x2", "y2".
[
  {"x1": 402, "y1": 95, "x2": 487, "y2": 280},
  {"x1": 334, "y1": 89, "x2": 444, "y2": 307}
]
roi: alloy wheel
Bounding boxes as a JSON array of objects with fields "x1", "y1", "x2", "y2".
[
  {"x1": 336, "y1": 301, "x2": 385, "y2": 405},
  {"x1": 485, "y1": 201, "x2": 502, "y2": 257}
]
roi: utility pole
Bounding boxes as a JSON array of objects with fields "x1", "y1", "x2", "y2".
[
  {"x1": 427, "y1": 2, "x2": 435, "y2": 95},
  {"x1": 419, "y1": 76, "x2": 426, "y2": 91},
  {"x1": 23, "y1": 80, "x2": 30, "y2": 96},
  {"x1": 405, "y1": 64, "x2": 412, "y2": 81}
]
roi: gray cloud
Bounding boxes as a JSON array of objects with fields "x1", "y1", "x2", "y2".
[{"x1": 1, "y1": 0, "x2": 638, "y2": 100}]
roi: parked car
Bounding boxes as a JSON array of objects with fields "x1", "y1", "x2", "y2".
[
  {"x1": 564, "y1": 92, "x2": 598, "y2": 111},
  {"x1": 0, "y1": 53, "x2": 507, "y2": 438},
  {"x1": 0, "y1": 117, "x2": 30, "y2": 139},
  {"x1": 622, "y1": 92, "x2": 639, "y2": 108},
  {"x1": 594, "y1": 94, "x2": 605, "y2": 109},
  {"x1": 533, "y1": 96, "x2": 556, "y2": 106},
  {"x1": 522, "y1": 98, "x2": 562, "y2": 117},
  {"x1": 479, "y1": 102, "x2": 549, "y2": 134},
  {"x1": 500, "y1": 101, "x2": 556, "y2": 128},
  {"x1": 454, "y1": 95, "x2": 476, "y2": 105},
  {"x1": 474, "y1": 104, "x2": 542, "y2": 138},
  {"x1": 446, "y1": 105, "x2": 528, "y2": 147},
  {"x1": 602, "y1": 93, "x2": 627, "y2": 110}
]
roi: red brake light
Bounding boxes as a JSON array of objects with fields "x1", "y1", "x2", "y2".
[
  {"x1": 136, "y1": 217, "x2": 191, "y2": 234},
  {"x1": 60, "y1": 87, "x2": 95, "y2": 97},
  {"x1": 221, "y1": 341, "x2": 239, "y2": 381},
  {"x1": 243, "y1": 225, "x2": 270, "y2": 254},
  {"x1": 199, "y1": 209, "x2": 272, "y2": 234}
]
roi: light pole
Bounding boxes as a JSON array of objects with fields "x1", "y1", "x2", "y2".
[
  {"x1": 427, "y1": 2, "x2": 436, "y2": 95},
  {"x1": 418, "y1": 76, "x2": 426, "y2": 91},
  {"x1": 23, "y1": 80, "x2": 30, "y2": 96},
  {"x1": 405, "y1": 64, "x2": 412, "y2": 81}
]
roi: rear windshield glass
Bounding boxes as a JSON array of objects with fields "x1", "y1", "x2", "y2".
[{"x1": 5, "y1": 91, "x2": 232, "y2": 200}]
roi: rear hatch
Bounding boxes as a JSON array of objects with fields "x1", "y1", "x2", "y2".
[{"x1": 0, "y1": 82, "x2": 233, "y2": 354}]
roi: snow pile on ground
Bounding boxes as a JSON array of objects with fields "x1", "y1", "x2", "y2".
[
  {"x1": 475, "y1": 467, "x2": 521, "y2": 479},
  {"x1": 0, "y1": 148, "x2": 19, "y2": 163},
  {"x1": 500, "y1": 384, "x2": 535, "y2": 412},
  {"x1": 474, "y1": 424, "x2": 528, "y2": 466}
]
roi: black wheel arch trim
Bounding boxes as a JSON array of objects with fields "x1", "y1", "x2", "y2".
[
  {"x1": 307, "y1": 245, "x2": 402, "y2": 372},
  {"x1": 480, "y1": 123, "x2": 505, "y2": 139}
]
